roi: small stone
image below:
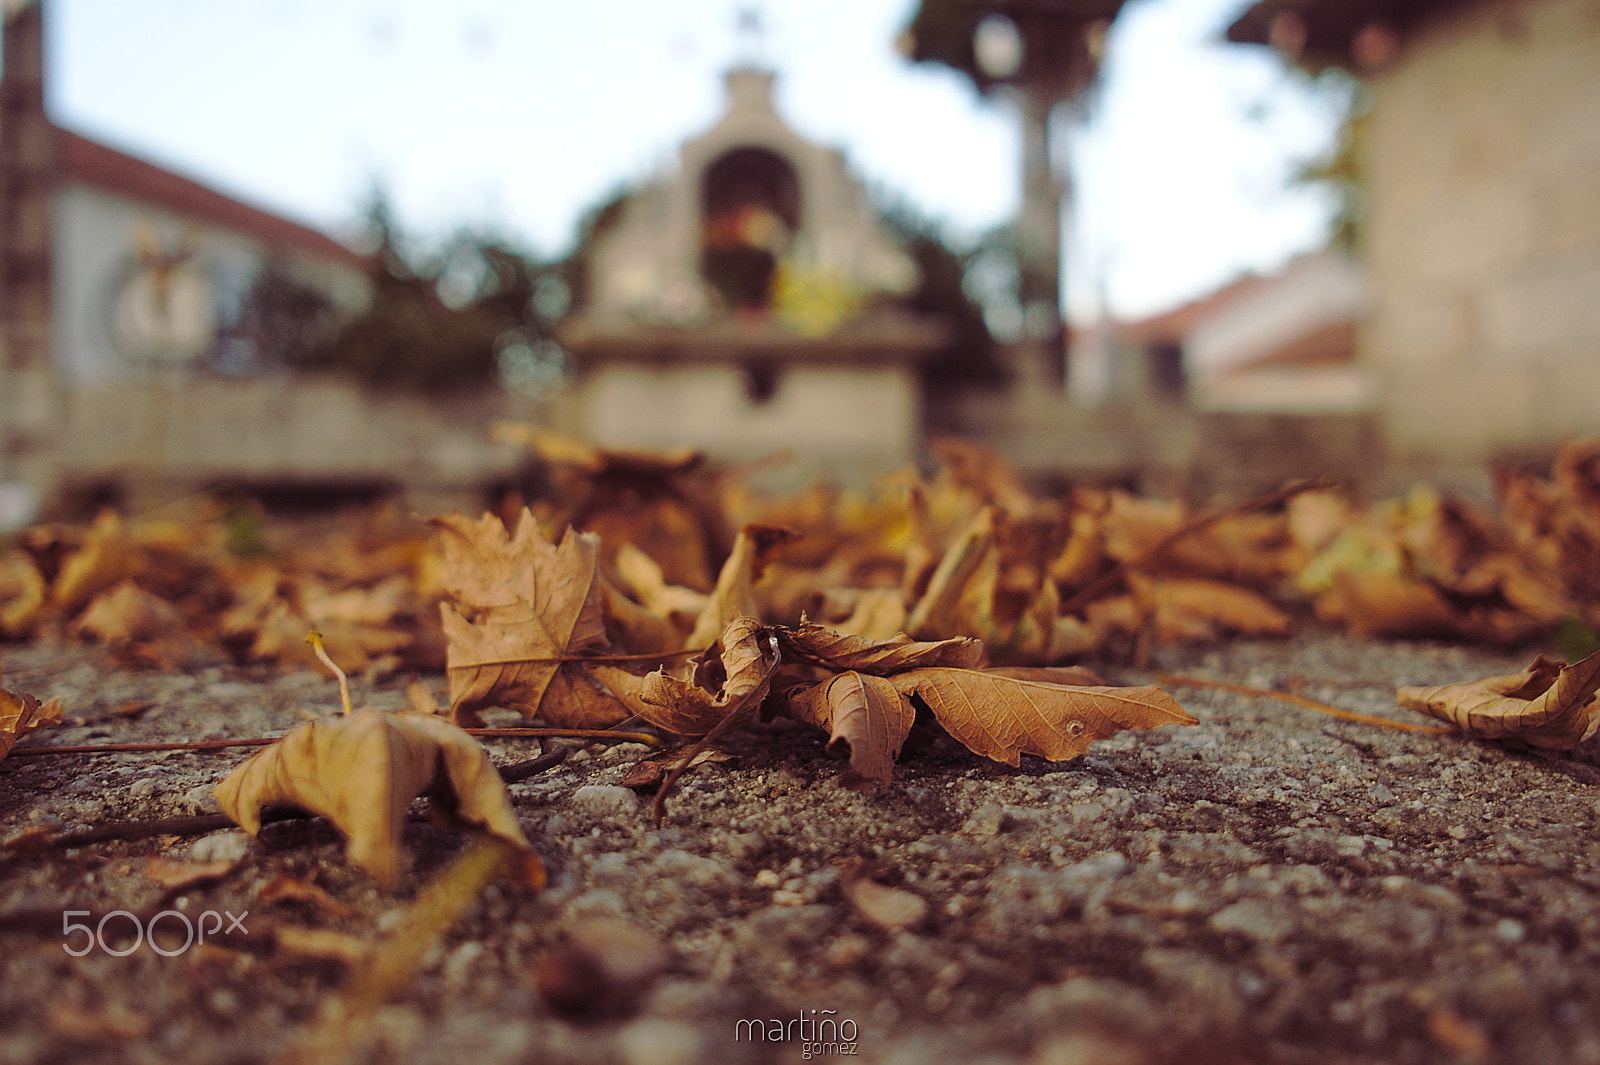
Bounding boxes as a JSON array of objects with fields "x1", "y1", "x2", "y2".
[
  {"x1": 182, "y1": 784, "x2": 220, "y2": 815},
  {"x1": 187, "y1": 831, "x2": 250, "y2": 864},
  {"x1": 754, "y1": 869, "x2": 782, "y2": 888},
  {"x1": 964, "y1": 801, "x2": 1007, "y2": 837},
  {"x1": 569, "y1": 785, "x2": 639, "y2": 818},
  {"x1": 1208, "y1": 899, "x2": 1287, "y2": 942},
  {"x1": 844, "y1": 878, "x2": 930, "y2": 930},
  {"x1": 615, "y1": 1018, "x2": 703, "y2": 1065},
  {"x1": 1494, "y1": 918, "x2": 1525, "y2": 943}
]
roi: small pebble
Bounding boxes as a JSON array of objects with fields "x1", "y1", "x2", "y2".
[
  {"x1": 187, "y1": 831, "x2": 250, "y2": 864},
  {"x1": 568, "y1": 785, "x2": 639, "y2": 818}
]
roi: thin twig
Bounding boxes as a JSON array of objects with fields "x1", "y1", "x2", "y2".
[
  {"x1": 1155, "y1": 672, "x2": 1454, "y2": 733},
  {"x1": 447, "y1": 649, "x2": 700, "y2": 671},
  {"x1": 10, "y1": 751, "x2": 570, "y2": 850},
  {"x1": 1059, "y1": 479, "x2": 1331, "y2": 617},
  {"x1": 8, "y1": 737, "x2": 278, "y2": 757},
  {"x1": 9, "y1": 726, "x2": 656, "y2": 759}
]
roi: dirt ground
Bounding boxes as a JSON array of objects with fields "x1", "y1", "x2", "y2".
[{"x1": 2, "y1": 628, "x2": 1599, "y2": 1065}]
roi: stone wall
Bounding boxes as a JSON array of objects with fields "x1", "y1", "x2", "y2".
[
  {"x1": 1361, "y1": 0, "x2": 1600, "y2": 465},
  {"x1": 577, "y1": 363, "x2": 922, "y2": 491},
  {"x1": 54, "y1": 377, "x2": 536, "y2": 515}
]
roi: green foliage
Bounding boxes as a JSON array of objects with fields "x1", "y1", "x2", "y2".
[
  {"x1": 878, "y1": 200, "x2": 1005, "y2": 391},
  {"x1": 295, "y1": 188, "x2": 571, "y2": 393},
  {"x1": 1283, "y1": 71, "x2": 1368, "y2": 251}
]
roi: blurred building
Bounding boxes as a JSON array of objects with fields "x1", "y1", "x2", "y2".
[
  {"x1": 1, "y1": 2, "x2": 529, "y2": 520},
  {"x1": 1230, "y1": 0, "x2": 1600, "y2": 476},
  {"x1": 560, "y1": 65, "x2": 949, "y2": 487},
  {"x1": 1095, "y1": 249, "x2": 1375, "y2": 414}
]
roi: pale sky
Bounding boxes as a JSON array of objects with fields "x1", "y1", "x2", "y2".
[{"x1": 45, "y1": 0, "x2": 1344, "y2": 322}]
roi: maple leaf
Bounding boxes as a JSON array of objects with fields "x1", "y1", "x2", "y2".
[
  {"x1": 213, "y1": 706, "x2": 534, "y2": 889},
  {"x1": 434, "y1": 509, "x2": 621, "y2": 727},
  {"x1": 888, "y1": 668, "x2": 1196, "y2": 767},
  {"x1": 0, "y1": 679, "x2": 62, "y2": 761},
  {"x1": 1396, "y1": 652, "x2": 1600, "y2": 750}
]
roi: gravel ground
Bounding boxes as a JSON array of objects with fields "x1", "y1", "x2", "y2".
[{"x1": 2, "y1": 630, "x2": 1599, "y2": 1065}]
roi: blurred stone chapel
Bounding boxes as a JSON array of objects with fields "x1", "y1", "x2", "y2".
[{"x1": 2, "y1": 0, "x2": 1598, "y2": 526}]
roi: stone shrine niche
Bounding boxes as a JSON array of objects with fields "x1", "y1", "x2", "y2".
[
  {"x1": 699, "y1": 146, "x2": 801, "y2": 313},
  {"x1": 560, "y1": 64, "x2": 949, "y2": 489},
  {"x1": 570, "y1": 65, "x2": 923, "y2": 335}
]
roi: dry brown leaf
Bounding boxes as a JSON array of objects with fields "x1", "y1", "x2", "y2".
[
  {"x1": 50, "y1": 509, "x2": 136, "y2": 617},
  {"x1": 786, "y1": 671, "x2": 914, "y2": 790},
  {"x1": 592, "y1": 615, "x2": 779, "y2": 735},
  {"x1": 904, "y1": 506, "x2": 994, "y2": 639},
  {"x1": 434, "y1": 510, "x2": 621, "y2": 727},
  {"x1": 775, "y1": 622, "x2": 984, "y2": 674},
  {"x1": 613, "y1": 543, "x2": 707, "y2": 631},
  {"x1": 889, "y1": 668, "x2": 1195, "y2": 766},
  {"x1": 686, "y1": 523, "x2": 799, "y2": 648},
  {"x1": 213, "y1": 707, "x2": 533, "y2": 889},
  {"x1": 273, "y1": 924, "x2": 372, "y2": 966},
  {"x1": 1397, "y1": 652, "x2": 1600, "y2": 750},
  {"x1": 598, "y1": 572, "x2": 685, "y2": 658},
  {"x1": 0, "y1": 552, "x2": 46, "y2": 638},
  {"x1": 0, "y1": 681, "x2": 62, "y2": 761},
  {"x1": 1129, "y1": 574, "x2": 1292, "y2": 643}
]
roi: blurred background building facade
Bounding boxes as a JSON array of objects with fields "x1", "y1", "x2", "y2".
[{"x1": 4, "y1": 0, "x2": 1599, "y2": 520}]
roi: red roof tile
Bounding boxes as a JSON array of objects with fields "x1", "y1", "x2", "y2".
[{"x1": 55, "y1": 126, "x2": 371, "y2": 272}]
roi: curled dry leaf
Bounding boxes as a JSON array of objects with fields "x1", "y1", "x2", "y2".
[
  {"x1": 0, "y1": 552, "x2": 46, "y2": 638},
  {"x1": 213, "y1": 707, "x2": 533, "y2": 890},
  {"x1": 0, "y1": 680, "x2": 62, "y2": 761},
  {"x1": 775, "y1": 622, "x2": 984, "y2": 674},
  {"x1": 434, "y1": 509, "x2": 622, "y2": 727},
  {"x1": 686, "y1": 523, "x2": 799, "y2": 649},
  {"x1": 592, "y1": 615, "x2": 779, "y2": 735},
  {"x1": 1397, "y1": 652, "x2": 1600, "y2": 750},
  {"x1": 786, "y1": 671, "x2": 913, "y2": 790},
  {"x1": 144, "y1": 857, "x2": 237, "y2": 891},
  {"x1": 889, "y1": 668, "x2": 1196, "y2": 767}
]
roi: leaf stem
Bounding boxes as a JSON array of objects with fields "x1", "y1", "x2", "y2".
[
  {"x1": 305, "y1": 631, "x2": 353, "y2": 715},
  {"x1": 1154, "y1": 672, "x2": 1453, "y2": 733}
]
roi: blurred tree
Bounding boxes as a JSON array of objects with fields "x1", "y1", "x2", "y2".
[
  {"x1": 295, "y1": 188, "x2": 572, "y2": 394},
  {"x1": 900, "y1": 0, "x2": 1126, "y2": 384},
  {"x1": 1286, "y1": 75, "x2": 1367, "y2": 251},
  {"x1": 877, "y1": 199, "x2": 1006, "y2": 391}
]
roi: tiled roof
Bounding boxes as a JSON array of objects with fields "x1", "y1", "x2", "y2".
[{"x1": 55, "y1": 126, "x2": 371, "y2": 272}]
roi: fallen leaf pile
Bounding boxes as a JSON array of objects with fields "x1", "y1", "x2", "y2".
[
  {"x1": 1, "y1": 500, "x2": 444, "y2": 673},
  {"x1": 10, "y1": 436, "x2": 1600, "y2": 677}
]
